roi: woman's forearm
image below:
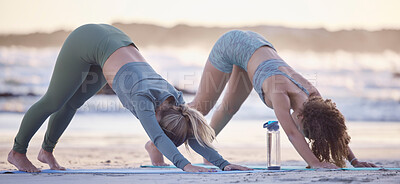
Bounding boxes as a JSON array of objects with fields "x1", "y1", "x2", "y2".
[
  {"x1": 188, "y1": 138, "x2": 230, "y2": 170},
  {"x1": 287, "y1": 130, "x2": 321, "y2": 166},
  {"x1": 347, "y1": 147, "x2": 358, "y2": 164},
  {"x1": 346, "y1": 147, "x2": 377, "y2": 167}
]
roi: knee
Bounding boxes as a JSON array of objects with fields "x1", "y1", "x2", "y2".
[
  {"x1": 40, "y1": 94, "x2": 85, "y2": 113},
  {"x1": 65, "y1": 99, "x2": 86, "y2": 111},
  {"x1": 38, "y1": 95, "x2": 66, "y2": 113}
]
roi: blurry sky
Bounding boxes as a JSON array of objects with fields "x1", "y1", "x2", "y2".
[{"x1": 0, "y1": 0, "x2": 399, "y2": 34}]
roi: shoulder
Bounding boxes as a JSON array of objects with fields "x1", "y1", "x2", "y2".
[
  {"x1": 174, "y1": 91, "x2": 185, "y2": 105},
  {"x1": 132, "y1": 93, "x2": 156, "y2": 110}
]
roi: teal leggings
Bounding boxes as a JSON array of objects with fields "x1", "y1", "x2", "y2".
[{"x1": 13, "y1": 24, "x2": 134, "y2": 153}]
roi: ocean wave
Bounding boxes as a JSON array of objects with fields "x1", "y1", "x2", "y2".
[{"x1": 0, "y1": 47, "x2": 399, "y2": 121}]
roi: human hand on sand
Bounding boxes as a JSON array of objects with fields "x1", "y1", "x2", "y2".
[
  {"x1": 183, "y1": 164, "x2": 217, "y2": 172},
  {"x1": 352, "y1": 160, "x2": 377, "y2": 168},
  {"x1": 223, "y1": 164, "x2": 253, "y2": 171},
  {"x1": 310, "y1": 162, "x2": 339, "y2": 169}
]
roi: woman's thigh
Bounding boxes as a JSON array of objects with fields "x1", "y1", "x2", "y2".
[
  {"x1": 191, "y1": 60, "x2": 231, "y2": 115},
  {"x1": 220, "y1": 65, "x2": 253, "y2": 111},
  {"x1": 64, "y1": 65, "x2": 107, "y2": 109},
  {"x1": 206, "y1": 65, "x2": 252, "y2": 135},
  {"x1": 41, "y1": 45, "x2": 93, "y2": 111}
]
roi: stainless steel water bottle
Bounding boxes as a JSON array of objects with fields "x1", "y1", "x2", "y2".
[{"x1": 263, "y1": 121, "x2": 281, "y2": 170}]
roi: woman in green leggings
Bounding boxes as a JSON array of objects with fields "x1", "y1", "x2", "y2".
[{"x1": 7, "y1": 24, "x2": 250, "y2": 173}]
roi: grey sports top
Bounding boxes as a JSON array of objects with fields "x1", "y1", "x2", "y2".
[
  {"x1": 112, "y1": 62, "x2": 230, "y2": 170},
  {"x1": 253, "y1": 59, "x2": 310, "y2": 104}
]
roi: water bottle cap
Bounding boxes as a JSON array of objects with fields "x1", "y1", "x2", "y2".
[{"x1": 263, "y1": 121, "x2": 279, "y2": 131}]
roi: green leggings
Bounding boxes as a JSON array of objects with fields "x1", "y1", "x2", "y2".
[{"x1": 13, "y1": 24, "x2": 134, "y2": 153}]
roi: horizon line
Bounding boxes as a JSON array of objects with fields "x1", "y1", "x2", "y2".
[{"x1": 1, "y1": 21, "x2": 400, "y2": 36}]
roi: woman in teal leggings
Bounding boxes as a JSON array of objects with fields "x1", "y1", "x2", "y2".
[{"x1": 7, "y1": 24, "x2": 250, "y2": 173}]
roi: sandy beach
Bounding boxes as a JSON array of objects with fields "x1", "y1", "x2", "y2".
[
  {"x1": 0, "y1": 113, "x2": 399, "y2": 183},
  {"x1": 1, "y1": 169, "x2": 399, "y2": 184}
]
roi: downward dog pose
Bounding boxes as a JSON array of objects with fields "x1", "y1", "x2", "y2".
[
  {"x1": 7, "y1": 24, "x2": 250, "y2": 172},
  {"x1": 146, "y1": 30, "x2": 377, "y2": 169}
]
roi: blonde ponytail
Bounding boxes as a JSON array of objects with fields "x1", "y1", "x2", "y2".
[
  {"x1": 158, "y1": 104, "x2": 215, "y2": 149},
  {"x1": 179, "y1": 104, "x2": 216, "y2": 149}
]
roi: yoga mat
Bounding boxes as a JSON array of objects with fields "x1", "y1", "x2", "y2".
[
  {"x1": 0, "y1": 169, "x2": 286, "y2": 174},
  {"x1": 3, "y1": 165, "x2": 398, "y2": 174},
  {"x1": 140, "y1": 164, "x2": 400, "y2": 171},
  {"x1": 140, "y1": 164, "x2": 309, "y2": 170}
]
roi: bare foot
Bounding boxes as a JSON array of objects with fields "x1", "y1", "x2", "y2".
[
  {"x1": 203, "y1": 158, "x2": 213, "y2": 165},
  {"x1": 145, "y1": 140, "x2": 169, "y2": 166},
  {"x1": 7, "y1": 150, "x2": 41, "y2": 172},
  {"x1": 37, "y1": 148, "x2": 66, "y2": 170}
]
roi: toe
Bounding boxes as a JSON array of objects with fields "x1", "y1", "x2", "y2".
[{"x1": 28, "y1": 166, "x2": 40, "y2": 173}]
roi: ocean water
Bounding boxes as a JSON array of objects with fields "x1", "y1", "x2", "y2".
[{"x1": 0, "y1": 46, "x2": 400, "y2": 121}]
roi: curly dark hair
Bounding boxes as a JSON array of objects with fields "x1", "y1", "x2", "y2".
[{"x1": 300, "y1": 96, "x2": 351, "y2": 168}]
